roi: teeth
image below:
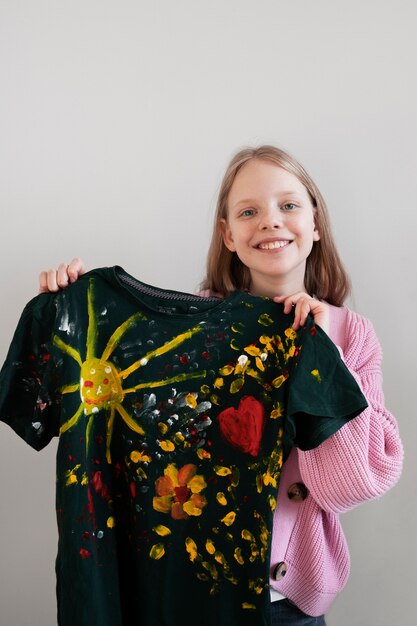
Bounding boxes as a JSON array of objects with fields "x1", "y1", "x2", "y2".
[{"x1": 258, "y1": 240, "x2": 289, "y2": 250}]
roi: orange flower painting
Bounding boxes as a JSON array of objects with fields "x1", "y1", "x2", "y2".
[{"x1": 153, "y1": 463, "x2": 207, "y2": 520}]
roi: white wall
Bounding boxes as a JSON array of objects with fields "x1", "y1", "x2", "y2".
[{"x1": 0, "y1": 1, "x2": 415, "y2": 624}]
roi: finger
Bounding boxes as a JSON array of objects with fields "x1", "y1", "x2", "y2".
[
  {"x1": 292, "y1": 299, "x2": 311, "y2": 329},
  {"x1": 38, "y1": 271, "x2": 49, "y2": 294},
  {"x1": 56, "y1": 263, "x2": 70, "y2": 289},
  {"x1": 46, "y1": 268, "x2": 60, "y2": 292},
  {"x1": 274, "y1": 296, "x2": 294, "y2": 315},
  {"x1": 67, "y1": 257, "x2": 86, "y2": 282}
]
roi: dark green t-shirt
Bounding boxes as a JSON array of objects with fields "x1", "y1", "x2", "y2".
[{"x1": 0, "y1": 267, "x2": 367, "y2": 626}]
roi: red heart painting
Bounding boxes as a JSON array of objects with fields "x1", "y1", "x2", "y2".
[{"x1": 217, "y1": 396, "x2": 265, "y2": 457}]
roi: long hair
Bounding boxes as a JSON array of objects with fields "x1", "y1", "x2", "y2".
[{"x1": 201, "y1": 145, "x2": 350, "y2": 306}]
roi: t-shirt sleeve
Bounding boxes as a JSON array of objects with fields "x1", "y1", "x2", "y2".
[
  {"x1": 0, "y1": 294, "x2": 60, "y2": 450},
  {"x1": 284, "y1": 319, "x2": 368, "y2": 453}
]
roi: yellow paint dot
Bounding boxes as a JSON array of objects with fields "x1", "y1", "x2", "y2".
[
  {"x1": 272, "y1": 374, "x2": 287, "y2": 388},
  {"x1": 130, "y1": 450, "x2": 152, "y2": 463},
  {"x1": 185, "y1": 393, "x2": 197, "y2": 408},
  {"x1": 258, "y1": 313, "x2": 273, "y2": 326},
  {"x1": 107, "y1": 516, "x2": 115, "y2": 529},
  {"x1": 185, "y1": 537, "x2": 198, "y2": 562},
  {"x1": 221, "y1": 511, "x2": 236, "y2": 526},
  {"x1": 311, "y1": 369, "x2": 321, "y2": 383},
  {"x1": 205, "y1": 538, "x2": 216, "y2": 555},
  {"x1": 216, "y1": 492, "x2": 227, "y2": 506},
  {"x1": 230, "y1": 377, "x2": 244, "y2": 393},
  {"x1": 149, "y1": 543, "x2": 165, "y2": 560},
  {"x1": 244, "y1": 345, "x2": 260, "y2": 357},
  {"x1": 173, "y1": 432, "x2": 185, "y2": 445},
  {"x1": 255, "y1": 357, "x2": 265, "y2": 371},
  {"x1": 242, "y1": 529, "x2": 255, "y2": 541},
  {"x1": 214, "y1": 551, "x2": 226, "y2": 566},
  {"x1": 214, "y1": 466, "x2": 232, "y2": 476},
  {"x1": 234, "y1": 547, "x2": 244, "y2": 565},
  {"x1": 159, "y1": 440, "x2": 175, "y2": 452},
  {"x1": 285, "y1": 327, "x2": 297, "y2": 339},
  {"x1": 197, "y1": 448, "x2": 211, "y2": 460},
  {"x1": 230, "y1": 338, "x2": 240, "y2": 351},
  {"x1": 153, "y1": 525, "x2": 171, "y2": 537}
]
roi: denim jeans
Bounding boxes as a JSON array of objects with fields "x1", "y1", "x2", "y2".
[{"x1": 270, "y1": 599, "x2": 326, "y2": 625}]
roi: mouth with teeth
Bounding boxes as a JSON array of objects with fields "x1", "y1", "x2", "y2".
[{"x1": 256, "y1": 240, "x2": 291, "y2": 250}]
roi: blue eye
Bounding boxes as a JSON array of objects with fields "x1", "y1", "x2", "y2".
[
  {"x1": 282, "y1": 203, "x2": 296, "y2": 211},
  {"x1": 240, "y1": 208, "x2": 255, "y2": 217}
]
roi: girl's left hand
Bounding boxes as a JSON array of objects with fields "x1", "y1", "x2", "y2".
[{"x1": 273, "y1": 293, "x2": 330, "y2": 335}]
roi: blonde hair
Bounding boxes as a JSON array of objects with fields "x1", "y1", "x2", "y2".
[{"x1": 201, "y1": 145, "x2": 350, "y2": 306}]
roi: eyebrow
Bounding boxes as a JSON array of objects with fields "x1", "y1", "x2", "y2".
[{"x1": 232, "y1": 191, "x2": 303, "y2": 207}]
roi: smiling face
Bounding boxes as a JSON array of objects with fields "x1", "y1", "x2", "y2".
[{"x1": 220, "y1": 159, "x2": 320, "y2": 298}]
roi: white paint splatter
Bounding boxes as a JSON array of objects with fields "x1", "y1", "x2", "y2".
[
  {"x1": 58, "y1": 312, "x2": 71, "y2": 334},
  {"x1": 238, "y1": 354, "x2": 248, "y2": 367}
]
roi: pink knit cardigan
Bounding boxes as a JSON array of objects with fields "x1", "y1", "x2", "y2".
[{"x1": 269, "y1": 304, "x2": 403, "y2": 615}]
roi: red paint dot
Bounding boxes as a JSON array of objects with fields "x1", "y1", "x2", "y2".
[
  {"x1": 79, "y1": 549, "x2": 91, "y2": 560},
  {"x1": 179, "y1": 355, "x2": 189, "y2": 364},
  {"x1": 130, "y1": 482, "x2": 136, "y2": 498},
  {"x1": 84, "y1": 380, "x2": 94, "y2": 388},
  {"x1": 202, "y1": 351, "x2": 210, "y2": 361},
  {"x1": 103, "y1": 378, "x2": 109, "y2": 384}
]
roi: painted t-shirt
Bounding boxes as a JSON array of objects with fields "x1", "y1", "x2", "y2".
[{"x1": 0, "y1": 267, "x2": 367, "y2": 626}]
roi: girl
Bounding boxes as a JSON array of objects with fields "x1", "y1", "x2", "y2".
[{"x1": 39, "y1": 145, "x2": 403, "y2": 626}]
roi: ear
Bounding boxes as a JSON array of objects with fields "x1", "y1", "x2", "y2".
[
  {"x1": 219, "y1": 218, "x2": 236, "y2": 252},
  {"x1": 312, "y1": 216, "x2": 320, "y2": 242}
]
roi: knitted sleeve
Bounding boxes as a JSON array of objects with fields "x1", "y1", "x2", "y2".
[{"x1": 297, "y1": 310, "x2": 403, "y2": 513}]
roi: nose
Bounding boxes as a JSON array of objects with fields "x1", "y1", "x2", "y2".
[{"x1": 259, "y1": 207, "x2": 283, "y2": 230}]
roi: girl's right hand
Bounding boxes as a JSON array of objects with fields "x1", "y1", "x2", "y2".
[
  {"x1": 273, "y1": 292, "x2": 330, "y2": 335},
  {"x1": 38, "y1": 257, "x2": 86, "y2": 293}
]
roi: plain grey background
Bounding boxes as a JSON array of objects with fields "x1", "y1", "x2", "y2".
[{"x1": 0, "y1": 1, "x2": 415, "y2": 624}]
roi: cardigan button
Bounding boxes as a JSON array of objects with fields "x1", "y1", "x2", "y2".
[
  {"x1": 287, "y1": 482, "x2": 308, "y2": 502},
  {"x1": 272, "y1": 562, "x2": 288, "y2": 581}
]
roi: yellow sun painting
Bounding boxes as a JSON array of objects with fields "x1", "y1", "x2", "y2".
[{"x1": 53, "y1": 280, "x2": 207, "y2": 462}]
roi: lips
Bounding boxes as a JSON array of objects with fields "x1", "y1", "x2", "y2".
[{"x1": 256, "y1": 239, "x2": 291, "y2": 250}]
